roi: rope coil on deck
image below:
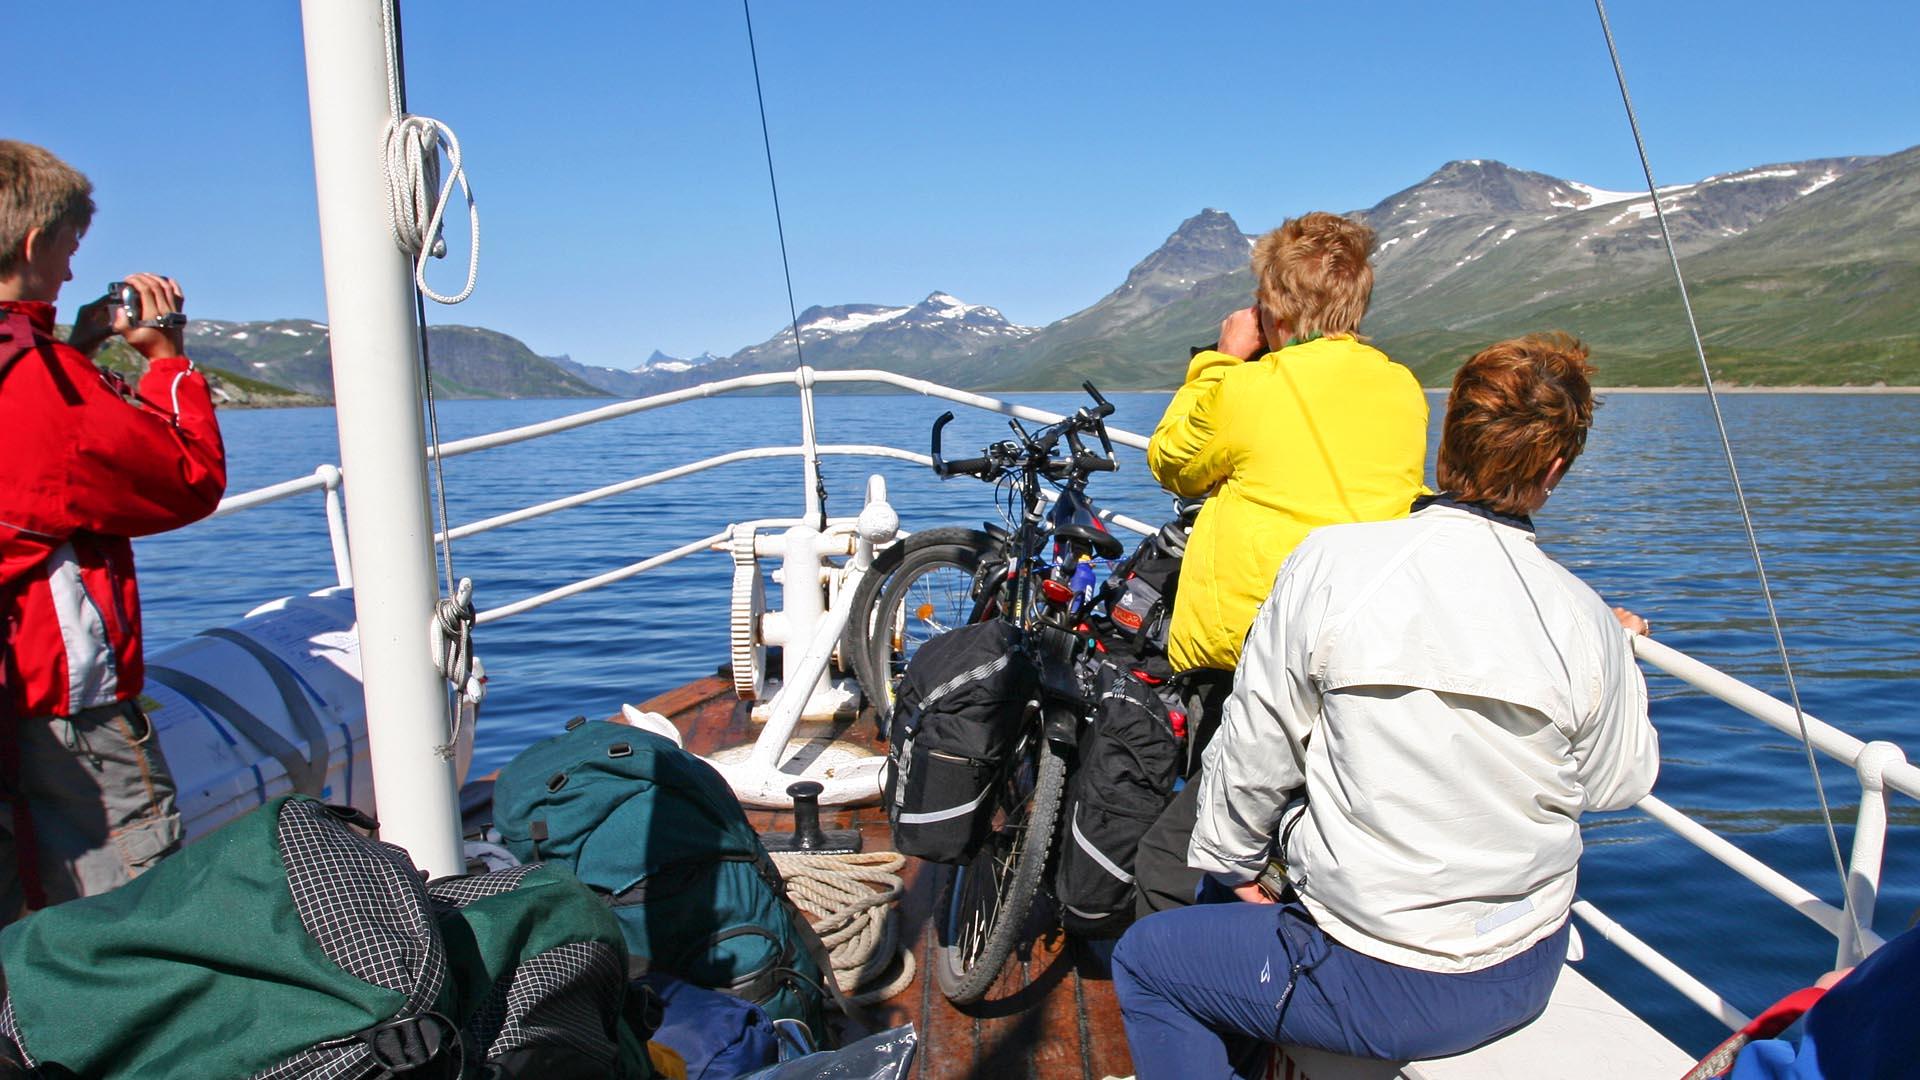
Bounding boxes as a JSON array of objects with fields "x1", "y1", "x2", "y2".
[{"x1": 771, "y1": 850, "x2": 915, "y2": 1006}]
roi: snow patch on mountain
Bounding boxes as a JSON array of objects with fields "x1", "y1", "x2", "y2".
[
  {"x1": 1714, "y1": 168, "x2": 1800, "y2": 184},
  {"x1": 1800, "y1": 170, "x2": 1839, "y2": 195},
  {"x1": 802, "y1": 306, "x2": 910, "y2": 334},
  {"x1": 1565, "y1": 180, "x2": 1642, "y2": 209}
]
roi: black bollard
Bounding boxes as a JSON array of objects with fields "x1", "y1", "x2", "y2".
[{"x1": 760, "y1": 780, "x2": 863, "y2": 854}]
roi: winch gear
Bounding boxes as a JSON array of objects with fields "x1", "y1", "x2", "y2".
[{"x1": 729, "y1": 525, "x2": 769, "y2": 701}]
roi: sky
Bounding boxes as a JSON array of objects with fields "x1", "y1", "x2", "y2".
[{"x1": 9, "y1": 1, "x2": 1917, "y2": 368}]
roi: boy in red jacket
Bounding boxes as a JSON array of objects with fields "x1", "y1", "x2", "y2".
[{"x1": 0, "y1": 140, "x2": 226, "y2": 923}]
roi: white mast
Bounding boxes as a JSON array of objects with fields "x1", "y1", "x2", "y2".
[{"x1": 298, "y1": 0, "x2": 464, "y2": 877}]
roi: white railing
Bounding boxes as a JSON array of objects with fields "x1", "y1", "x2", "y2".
[
  {"x1": 204, "y1": 368, "x2": 1912, "y2": 1034},
  {"x1": 1571, "y1": 636, "x2": 1916, "y2": 1023}
]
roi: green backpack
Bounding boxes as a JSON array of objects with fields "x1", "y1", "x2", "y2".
[
  {"x1": 0, "y1": 795, "x2": 649, "y2": 1079},
  {"x1": 491, "y1": 720, "x2": 838, "y2": 1043}
]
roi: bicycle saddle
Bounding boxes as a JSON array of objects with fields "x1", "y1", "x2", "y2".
[{"x1": 1054, "y1": 523, "x2": 1124, "y2": 561}]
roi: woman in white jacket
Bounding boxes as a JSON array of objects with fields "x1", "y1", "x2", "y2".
[{"x1": 1112, "y1": 333, "x2": 1660, "y2": 1075}]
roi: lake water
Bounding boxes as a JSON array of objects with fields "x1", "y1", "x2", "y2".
[{"x1": 136, "y1": 389, "x2": 1920, "y2": 1056}]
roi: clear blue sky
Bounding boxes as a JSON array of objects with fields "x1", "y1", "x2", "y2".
[{"x1": 10, "y1": 1, "x2": 1916, "y2": 367}]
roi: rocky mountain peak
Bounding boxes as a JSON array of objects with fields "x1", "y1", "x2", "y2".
[
  {"x1": 1098, "y1": 208, "x2": 1252, "y2": 317},
  {"x1": 900, "y1": 291, "x2": 1024, "y2": 329},
  {"x1": 1362, "y1": 159, "x2": 1598, "y2": 227}
]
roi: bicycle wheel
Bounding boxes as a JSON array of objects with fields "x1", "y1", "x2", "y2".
[
  {"x1": 846, "y1": 528, "x2": 994, "y2": 723},
  {"x1": 933, "y1": 726, "x2": 1069, "y2": 1004}
]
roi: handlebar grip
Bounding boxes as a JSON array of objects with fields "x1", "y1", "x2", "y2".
[
  {"x1": 931, "y1": 411, "x2": 956, "y2": 475},
  {"x1": 1079, "y1": 454, "x2": 1118, "y2": 472},
  {"x1": 1082, "y1": 380, "x2": 1116, "y2": 418},
  {"x1": 943, "y1": 456, "x2": 994, "y2": 478}
]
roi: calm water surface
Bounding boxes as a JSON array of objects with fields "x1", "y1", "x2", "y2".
[{"x1": 137, "y1": 391, "x2": 1920, "y2": 1055}]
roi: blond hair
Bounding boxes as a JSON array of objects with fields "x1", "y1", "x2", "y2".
[
  {"x1": 1251, "y1": 211, "x2": 1375, "y2": 340},
  {"x1": 0, "y1": 141, "x2": 95, "y2": 277},
  {"x1": 1436, "y1": 333, "x2": 1597, "y2": 515}
]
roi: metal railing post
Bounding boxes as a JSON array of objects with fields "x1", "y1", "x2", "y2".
[
  {"x1": 316, "y1": 464, "x2": 353, "y2": 589},
  {"x1": 1838, "y1": 741, "x2": 1907, "y2": 966},
  {"x1": 796, "y1": 367, "x2": 823, "y2": 524}
]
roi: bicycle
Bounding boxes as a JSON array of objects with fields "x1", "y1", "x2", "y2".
[
  {"x1": 895, "y1": 383, "x2": 1125, "y2": 1003},
  {"x1": 846, "y1": 398, "x2": 1126, "y2": 730}
]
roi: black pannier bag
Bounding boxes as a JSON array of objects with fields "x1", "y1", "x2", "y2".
[
  {"x1": 883, "y1": 619, "x2": 1036, "y2": 863},
  {"x1": 1053, "y1": 663, "x2": 1181, "y2": 937},
  {"x1": 1091, "y1": 518, "x2": 1188, "y2": 682}
]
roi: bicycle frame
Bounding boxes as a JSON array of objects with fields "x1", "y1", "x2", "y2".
[{"x1": 931, "y1": 383, "x2": 1122, "y2": 745}]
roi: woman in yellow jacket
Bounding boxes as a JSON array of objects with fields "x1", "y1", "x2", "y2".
[{"x1": 1134, "y1": 210, "x2": 1429, "y2": 915}]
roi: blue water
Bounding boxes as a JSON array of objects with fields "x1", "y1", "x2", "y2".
[{"x1": 137, "y1": 391, "x2": 1920, "y2": 1056}]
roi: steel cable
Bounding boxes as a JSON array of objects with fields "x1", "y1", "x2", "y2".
[{"x1": 1592, "y1": 0, "x2": 1858, "y2": 937}]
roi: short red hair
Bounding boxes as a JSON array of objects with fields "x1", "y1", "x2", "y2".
[{"x1": 1436, "y1": 334, "x2": 1596, "y2": 515}]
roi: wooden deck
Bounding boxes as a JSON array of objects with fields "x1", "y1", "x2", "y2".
[
  {"x1": 640, "y1": 675, "x2": 1135, "y2": 1080},
  {"x1": 460, "y1": 676, "x2": 1699, "y2": 1080}
]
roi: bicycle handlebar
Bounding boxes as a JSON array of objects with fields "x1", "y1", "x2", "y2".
[
  {"x1": 931, "y1": 383, "x2": 1119, "y2": 484},
  {"x1": 1082, "y1": 380, "x2": 1115, "y2": 419}
]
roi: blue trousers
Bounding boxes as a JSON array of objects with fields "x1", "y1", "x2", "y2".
[{"x1": 1111, "y1": 899, "x2": 1568, "y2": 1078}]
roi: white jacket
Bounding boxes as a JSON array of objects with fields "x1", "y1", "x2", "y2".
[{"x1": 1188, "y1": 503, "x2": 1659, "y2": 973}]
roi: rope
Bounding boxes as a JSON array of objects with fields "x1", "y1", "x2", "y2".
[
  {"x1": 771, "y1": 850, "x2": 916, "y2": 1006},
  {"x1": 380, "y1": 1, "x2": 479, "y2": 305},
  {"x1": 379, "y1": 0, "x2": 484, "y2": 757},
  {"x1": 741, "y1": 0, "x2": 828, "y2": 529},
  {"x1": 1592, "y1": 1, "x2": 1858, "y2": 930}
]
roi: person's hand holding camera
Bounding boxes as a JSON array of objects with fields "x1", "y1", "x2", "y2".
[
  {"x1": 113, "y1": 273, "x2": 186, "y2": 360},
  {"x1": 1216, "y1": 306, "x2": 1268, "y2": 361},
  {"x1": 66, "y1": 293, "x2": 115, "y2": 357}
]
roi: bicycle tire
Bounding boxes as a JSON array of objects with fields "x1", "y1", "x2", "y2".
[
  {"x1": 846, "y1": 528, "x2": 994, "y2": 724},
  {"x1": 933, "y1": 732, "x2": 1069, "y2": 1004}
]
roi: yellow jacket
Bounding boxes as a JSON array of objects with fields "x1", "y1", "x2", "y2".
[{"x1": 1148, "y1": 336, "x2": 1428, "y2": 673}]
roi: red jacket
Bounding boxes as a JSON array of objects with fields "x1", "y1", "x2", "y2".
[{"x1": 0, "y1": 301, "x2": 227, "y2": 718}]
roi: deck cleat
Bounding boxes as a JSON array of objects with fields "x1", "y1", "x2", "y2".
[{"x1": 758, "y1": 780, "x2": 863, "y2": 854}]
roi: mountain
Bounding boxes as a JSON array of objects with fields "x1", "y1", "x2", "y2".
[
  {"x1": 1359, "y1": 155, "x2": 1876, "y2": 339},
  {"x1": 184, "y1": 320, "x2": 609, "y2": 400},
  {"x1": 968, "y1": 209, "x2": 1253, "y2": 388},
  {"x1": 640, "y1": 349, "x2": 725, "y2": 373},
  {"x1": 184, "y1": 147, "x2": 1920, "y2": 402},
  {"x1": 975, "y1": 149, "x2": 1913, "y2": 388},
  {"x1": 550, "y1": 349, "x2": 729, "y2": 396},
  {"x1": 1418, "y1": 144, "x2": 1920, "y2": 386},
  {"x1": 622, "y1": 291, "x2": 1038, "y2": 393}
]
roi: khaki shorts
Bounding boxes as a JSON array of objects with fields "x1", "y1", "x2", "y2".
[{"x1": 0, "y1": 700, "x2": 183, "y2": 925}]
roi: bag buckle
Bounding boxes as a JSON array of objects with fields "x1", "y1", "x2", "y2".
[{"x1": 353, "y1": 1013, "x2": 455, "y2": 1075}]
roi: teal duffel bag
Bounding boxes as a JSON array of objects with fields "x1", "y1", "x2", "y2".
[
  {"x1": 491, "y1": 719, "x2": 838, "y2": 1043},
  {"x1": 0, "y1": 795, "x2": 650, "y2": 1079}
]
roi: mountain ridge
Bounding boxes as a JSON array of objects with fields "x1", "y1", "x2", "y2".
[{"x1": 181, "y1": 145, "x2": 1920, "y2": 402}]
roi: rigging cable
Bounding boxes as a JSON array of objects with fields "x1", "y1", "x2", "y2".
[
  {"x1": 742, "y1": 0, "x2": 830, "y2": 529},
  {"x1": 380, "y1": 0, "x2": 486, "y2": 753},
  {"x1": 1592, "y1": 0, "x2": 1859, "y2": 932}
]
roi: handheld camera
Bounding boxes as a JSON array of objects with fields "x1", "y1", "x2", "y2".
[{"x1": 106, "y1": 281, "x2": 187, "y2": 330}]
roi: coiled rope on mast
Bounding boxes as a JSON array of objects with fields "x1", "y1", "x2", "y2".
[
  {"x1": 1591, "y1": 0, "x2": 1859, "y2": 936},
  {"x1": 379, "y1": 0, "x2": 486, "y2": 753},
  {"x1": 743, "y1": 0, "x2": 830, "y2": 529},
  {"x1": 380, "y1": 2, "x2": 480, "y2": 306}
]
